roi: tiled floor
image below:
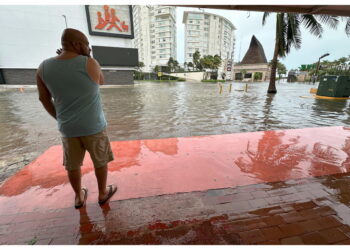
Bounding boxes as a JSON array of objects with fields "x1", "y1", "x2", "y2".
[{"x1": 0, "y1": 173, "x2": 350, "y2": 244}]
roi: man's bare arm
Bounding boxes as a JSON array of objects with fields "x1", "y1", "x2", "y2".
[
  {"x1": 87, "y1": 57, "x2": 104, "y2": 85},
  {"x1": 99, "y1": 70, "x2": 105, "y2": 85},
  {"x1": 36, "y1": 70, "x2": 56, "y2": 119}
]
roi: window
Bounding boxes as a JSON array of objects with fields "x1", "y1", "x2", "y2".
[
  {"x1": 188, "y1": 13, "x2": 203, "y2": 20},
  {"x1": 189, "y1": 20, "x2": 193, "y2": 23},
  {"x1": 158, "y1": 26, "x2": 168, "y2": 31},
  {"x1": 189, "y1": 53, "x2": 192, "y2": 57},
  {"x1": 204, "y1": 28, "x2": 208, "y2": 31}
]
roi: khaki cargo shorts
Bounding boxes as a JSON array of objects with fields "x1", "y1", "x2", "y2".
[{"x1": 61, "y1": 129, "x2": 114, "y2": 171}]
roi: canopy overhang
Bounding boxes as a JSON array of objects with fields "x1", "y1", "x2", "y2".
[{"x1": 175, "y1": 5, "x2": 350, "y2": 17}]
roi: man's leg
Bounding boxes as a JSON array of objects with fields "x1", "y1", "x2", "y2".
[
  {"x1": 83, "y1": 129, "x2": 116, "y2": 202},
  {"x1": 62, "y1": 136, "x2": 86, "y2": 206},
  {"x1": 94, "y1": 166, "x2": 108, "y2": 201},
  {"x1": 67, "y1": 169, "x2": 85, "y2": 204}
]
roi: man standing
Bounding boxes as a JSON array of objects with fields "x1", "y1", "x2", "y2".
[{"x1": 36, "y1": 28, "x2": 117, "y2": 208}]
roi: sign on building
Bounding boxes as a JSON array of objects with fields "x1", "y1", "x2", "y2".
[
  {"x1": 300, "y1": 64, "x2": 316, "y2": 71},
  {"x1": 85, "y1": 5, "x2": 134, "y2": 39}
]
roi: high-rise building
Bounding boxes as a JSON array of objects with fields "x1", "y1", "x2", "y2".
[
  {"x1": 183, "y1": 11, "x2": 235, "y2": 78},
  {"x1": 132, "y1": 6, "x2": 177, "y2": 72}
]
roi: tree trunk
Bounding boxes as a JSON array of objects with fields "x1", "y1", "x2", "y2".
[{"x1": 268, "y1": 35, "x2": 279, "y2": 94}]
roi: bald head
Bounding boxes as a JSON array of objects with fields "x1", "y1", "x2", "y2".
[
  {"x1": 61, "y1": 28, "x2": 87, "y2": 44},
  {"x1": 61, "y1": 28, "x2": 91, "y2": 56}
]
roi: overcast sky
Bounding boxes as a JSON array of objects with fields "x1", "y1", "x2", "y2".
[{"x1": 176, "y1": 7, "x2": 350, "y2": 71}]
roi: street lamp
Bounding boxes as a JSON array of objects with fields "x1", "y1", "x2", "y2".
[
  {"x1": 62, "y1": 15, "x2": 68, "y2": 28},
  {"x1": 312, "y1": 53, "x2": 330, "y2": 84}
]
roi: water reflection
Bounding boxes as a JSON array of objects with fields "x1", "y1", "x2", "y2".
[
  {"x1": 0, "y1": 91, "x2": 29, "y2": 161},
  {"x1": 0, "y1": 137, "x2": 179, "y2": 197},
  {"x1": 234, "y1": 131, "x2": 308, "y2": 181},
  {"x1": 312, "y1": 98, "x2": 349, "y2": 122},
  {"x1": 261, "y1": 94, "x2": 279, "y2": 130}
]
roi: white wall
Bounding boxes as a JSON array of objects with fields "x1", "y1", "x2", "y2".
[
  {"x1": 170, "y1": 72, "x2": 204, "y2": 82},
  {"x1": 0, "y1": 5, "x2": 132, "y2": 69}
]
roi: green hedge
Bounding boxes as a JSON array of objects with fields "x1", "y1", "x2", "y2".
[{"x1": 201, "y1": 80, "x2": 226, "y2": 83}]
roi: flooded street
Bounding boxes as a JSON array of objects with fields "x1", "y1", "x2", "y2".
[{"x1": 0, "y1": 81, "x2": 349, "y2": 181}]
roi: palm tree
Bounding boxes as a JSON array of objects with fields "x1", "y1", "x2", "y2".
[
  {"x1": 193, "y1": 50, "x2": 201, "y2": 71},
  {"x1": 263, "y1": 12, "x2": 339, "y2": 93},
  {"x1": 167, "y1": 57, "x2": 175, "y2": 72},
  {"x1": 344, "y1": 17, "x2": 350, "y2": 36},
  {"x1": 187, "y1": 62, "x2": 194, "y2": 72}
]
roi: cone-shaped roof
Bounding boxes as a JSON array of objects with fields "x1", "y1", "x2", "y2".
[{"x1": 241, "y1": 35, "x2": 268, "y2": 64}]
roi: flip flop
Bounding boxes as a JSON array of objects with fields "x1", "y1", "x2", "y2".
[
  {"x1": 98, "y1": 185, "x2": 117, "y2": 205},
  {"x1": 75, "y1": 188, "x2": 88, "y2": 209}
]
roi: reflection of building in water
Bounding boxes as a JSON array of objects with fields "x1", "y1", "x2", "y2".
[
  {"x1": 144, "y1": 138, "x2": 178, "y2": 155},
  {"x1": 233, "y1": 35, "x2": 270, "y2": 82}
]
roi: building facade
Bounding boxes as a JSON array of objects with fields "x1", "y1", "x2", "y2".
[
  {"x1": 132, "y1": 6, "x2": 176, "y2": 72},
  {"x1": 0, "y1": 5, "x2": 137, "y2": 85},
  {"x1": 183, "y1": 11, "x2": 235, "y2": 79},
  {"x1": 233, "y1": 35, "x2": 271, "y2": 82}
]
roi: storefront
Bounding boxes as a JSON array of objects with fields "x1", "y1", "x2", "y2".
[{"x1": 0, "y1": 5, "x2": 137, "y2": 85}]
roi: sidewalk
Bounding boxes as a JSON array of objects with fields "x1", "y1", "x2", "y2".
[{"x1": 0, "y1": 126, "x2": 350, "y2": 244}]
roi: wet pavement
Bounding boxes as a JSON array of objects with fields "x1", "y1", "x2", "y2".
[{"x1": 0, "y1": 126, "x2": 350, "y2": 244}]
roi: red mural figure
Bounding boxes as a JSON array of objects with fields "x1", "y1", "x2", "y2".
[
  {"x1": 94, "y1": 5, "x2": 128, "y2": 33},
  {"x1": 104, "y1": 5, "x2": 110, "y2": 22},
  {"x1": 95, "y1": 11, "x2": 109, "y2": 29},
  {"x1": 107, "y1": 8, "x2": 122, "y2": 32},
  {"x1": 121, "y1": 21, "x2": 129, "y2": 32}
]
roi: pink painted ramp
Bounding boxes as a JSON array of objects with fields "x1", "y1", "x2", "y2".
[{"x1": 1, "y1": 126, "x2": 350, "y2": 214}]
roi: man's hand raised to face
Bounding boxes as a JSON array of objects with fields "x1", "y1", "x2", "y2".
[{"x1": 56, "y1": 48, "x2": 63, "y2": 55}]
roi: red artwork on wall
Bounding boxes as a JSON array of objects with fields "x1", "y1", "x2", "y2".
[{"x1": 95, "y1": 5, "x2": 129, "y2": 32}]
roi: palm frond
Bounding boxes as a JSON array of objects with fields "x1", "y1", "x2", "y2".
[
  {"x1": 262, "y1": 12, "x2": 270, "y2": 25},
  {"x1": 286, "y1": 13, "x2": 302, "y2": 53},
  {"x1": 346, "y1": 17, "x2": 350, "y2": 36},
  {"x1": 301, "y1": 14, "x2": 323, "y2": 38},
  {"x1": 316, "y1": 15, "x2": 339, "y2": 29},
  {"x1": 276, "y1": 13, "x2": 287, "y2": 57}
]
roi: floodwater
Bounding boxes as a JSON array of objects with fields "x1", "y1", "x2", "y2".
[{"x1": 0, "y1": 81, "x2": 349, "y2": 169}]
